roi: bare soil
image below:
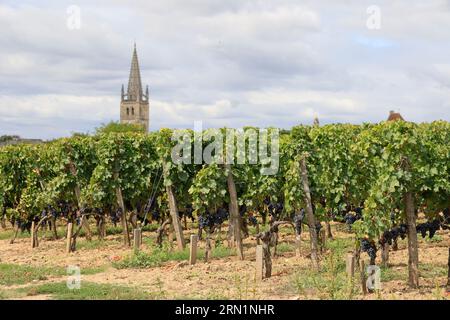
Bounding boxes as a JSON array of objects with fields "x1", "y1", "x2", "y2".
[{"x1": 0, "y1": 222, "x2": 448, "y2": 300}]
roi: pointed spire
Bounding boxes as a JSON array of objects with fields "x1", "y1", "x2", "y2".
[
  {"x1": 127, "y1": 44, "x2": 143, "y2": 101},
  {"x1": 121, "y1": 84, "x2": 125, "y2": 101},
  {"x1": 145, "y1": 85, "x2": 149, "y2": 100}
]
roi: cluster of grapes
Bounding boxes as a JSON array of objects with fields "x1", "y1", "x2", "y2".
[
  {"x1": 239, "y1": 204, "x2": 247, "y2": 216},
  {"x1": 142, "y1": 200, "x2": 163, "y2": 224},
  {"x1": 380, "y1": 215, "x2": 446, "y2": 246},
  {"x1": 379, "y1": 223, "x2": 407, "y2": 246},
  {"x1": 179, "y1": 205, "x2": 195, "y2": 222},
  {"x1": 343, "y1": 207, "x2": 363, "y2": 225},
  {"x1": 315, "y1": 222, "x2": 322, "y2": 234},
  {"x1": 40, "y1": 205, "x2": 58, "y2": 219},
  {"x1": 390, "y1": 212, "x2": 396, "y2": 224},
  {"x1": 109, "y1": 208, "x2": 122, "y2": 224},
  {"x1": 293, "y1": 209, "x2": 305, "y2": 235},
  {"x1": 416, "y1": 219, "x2": 441, "y2": 239},
  {"x1": 93, "y1": 208, "x2": 104, "y2": 215},
  {"x1": 56, "y1": 200, "x2": 74, "y2": 218},
  {"x1": 14, "y1": 218, "x2": 32, "y2": 233},
  {"x1": 360, "y1": 238, "x2": 377, "y2": 262},
  {"x1": 292, "y1": 208, "x2": 306, "y2": 234},
  {"x1": 75, "y1": 217, "x2": 82, "y2": 225},
  {"x1": 267, "y1": 202, "x2": 284, "y2": 220},
  {"x1": 290, "y1": 209, "x2": 321, "y2": 234},
  {"x1": 198, "y1": 208, "x2": 229, "y2": 230},
  {"x1": 151, "y1": 211, "x2": 161, "y2": 221},
  {"x1": 248, "y1": 215, "x2": 258, "y2": 226}
]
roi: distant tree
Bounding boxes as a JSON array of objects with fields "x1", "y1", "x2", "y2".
[
  {"x1": 0, "y1": 135, "x2": 20, "y2": 143},
  {"x1": 95, "y1": 121, "x2": 145, "y2": 134},
  {"x1": 71, "y1": 132, "x2": 90, "y2": 138}
]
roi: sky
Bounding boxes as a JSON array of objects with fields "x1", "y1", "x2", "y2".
[{"x1": 0, "y1": 0, "x2": 449, "y2": 139}]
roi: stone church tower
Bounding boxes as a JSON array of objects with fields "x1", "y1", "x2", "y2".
[{"x1": 120, "y1": 44, "x2": 149, "y2": 131}]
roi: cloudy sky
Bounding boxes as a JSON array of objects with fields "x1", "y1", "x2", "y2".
[{"x1": 0, "y1": 0, "x2": 449, "y2": 139}]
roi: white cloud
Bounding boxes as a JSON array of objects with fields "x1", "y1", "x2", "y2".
[{"x1": 0, "y1": 1, "x2": 449, "y2": 139}]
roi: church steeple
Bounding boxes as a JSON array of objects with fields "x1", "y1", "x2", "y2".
[
  {"x1": 120, "y1": 43, "x2": 150, "y2": 131},
  {"x1": 126, "y1": 43, "x2": 143, "y2": 101}
]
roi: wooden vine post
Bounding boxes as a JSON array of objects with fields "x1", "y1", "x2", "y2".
[
  {"x1": 30, "y1": 221, "x2": 37, "y2": 249},
  {"x1": 66, "y1": 222, "x2": 73, "y2": 253},
  {"x1": 299, "y1": 155, "x2": 320, "y2": 271},
  {"x1": 404, "y1": 191, "x2": 419, "y2": 288},
  {"x1": 133, "y1": 221, "x2": 142, "y2": 253},
  {"x1": 255, "y1": 245, "x2": 264, "y2": 281},
  {"x1": 400, "y1": 156, "x2": 419, "y2": 288},
  {"x1": 166, "y1": 184, "x2": 185, "y2": 250},
  {"x1": 189, "y1": 234, "x2": 198, "y2": 265},
  {"x1": 116, "y1": 185, "x2": 130, "y2": 247},
  {"x1": 346, "y1": 253, "x2": 355, "y2": 278},
  {"x1": 226, "y1": 163, "x2": 244, "y2": 260},
  {"x1": 346, "y1": 252, "x2": 355, "y2": 297}
]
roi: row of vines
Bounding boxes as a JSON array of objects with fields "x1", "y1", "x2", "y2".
[{"x1": 0, "y1": 121, "x2": 449, "y2": 289}]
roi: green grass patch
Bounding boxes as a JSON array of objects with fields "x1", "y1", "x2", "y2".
[
  {"x1": 114, "y1": 242, "x2": 235, "y2": 269},
  {"x1": 292, "y1": 262, "x2": 356, "y2": 299},
  {"x1": 81, "y1": 265, "x2": 109, "y2": 275},
  {"x1": 76, "y1": 224, "x2": 123, "y2": 238},
  {"x1": 22, "y1": 282, "x2": 152, "y2": 300},
  {"x1": 326, "y1": 237, "x2": 354, "y2": 255},
  {"x1": 276, "y1": 242, "x2": 296, "y2": 253},
  {"x1": 424, "y1": 235, "x2": 443, "y2": 243},
  {"x1": 292, "y1": 238, "x2": 357, "y2": 299},
  {"x1": 0, "y1": 263, "x2": 107, "y2": 286},
  {"x1": 420, "y1": 263, "x2": 447, "y2": 279},
  {"x1": 380, "y1": 266, "x2": 407, "y2": 282},
  {"x1": 0, "y1": 229, "x2": 30, "y2": 240},
  {"x1": 380, "y1": 263, "x2": 446, "y2": 283},
  {"x1": 0, "y1": 263, "x2": 66, "y2": 286},
  {"x1": 142, "y1": 223, "x2": 159, "y2": 232}
]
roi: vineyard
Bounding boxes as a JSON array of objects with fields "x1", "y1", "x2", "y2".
[{"x1": 0, "y1": 120, "x2": 449, "y2": 300}]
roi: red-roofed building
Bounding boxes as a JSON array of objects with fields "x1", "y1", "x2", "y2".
[{"x1": 387, "y1": 110, "x2": 405, "y2": 121}]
